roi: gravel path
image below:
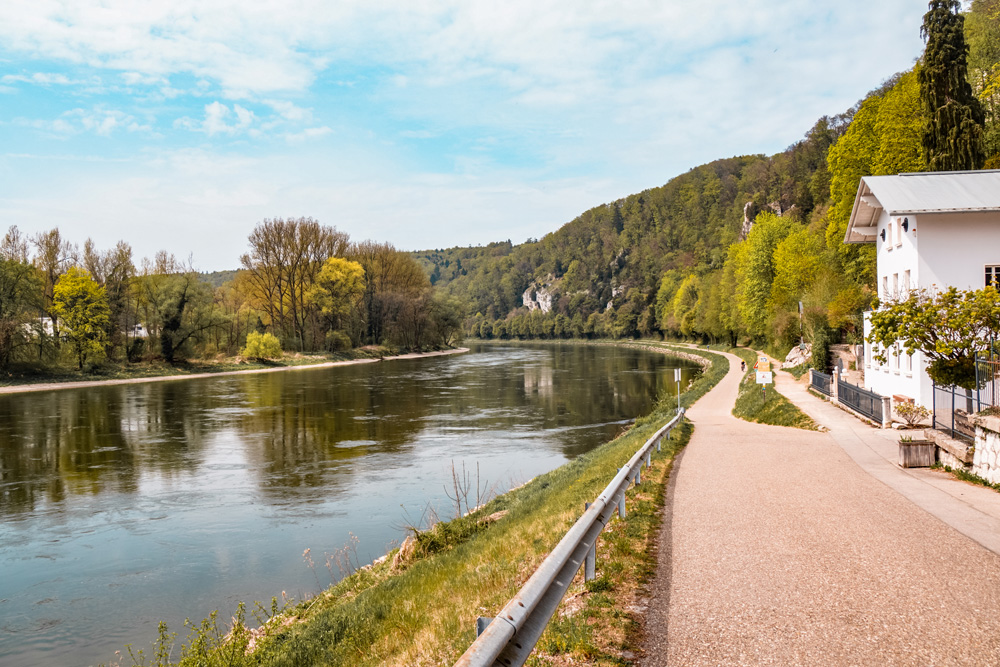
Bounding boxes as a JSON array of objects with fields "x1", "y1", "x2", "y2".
[{"x1": 642, "y1": 351, "x2": 1000, "y2": 666}]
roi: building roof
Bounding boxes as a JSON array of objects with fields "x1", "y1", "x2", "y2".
[{"x1": 844, "y1": 170, "x2": 1000, "y2": 243}]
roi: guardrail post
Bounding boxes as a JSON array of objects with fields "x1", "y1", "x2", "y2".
[
  {"x1": 584, "y1": 503, "x2": 596, "y2": 581},
  {"x1": 645, "y1": 450, "x2": 651, "y2": 468},
  {"x1": 831, "y1": 367, "x2": 840, "y2": 405},
  {"x1": 618, "y1": 491, "x2": 626, "y2": 518},
  {"x1": 634, "y1": 468, "x2": 641, "y2": 485}
]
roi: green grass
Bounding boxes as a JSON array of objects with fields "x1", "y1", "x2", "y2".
[
  {"x1": 727, "y1": 348, "x2": 818, "y2": 431},
  {"x1": 782, "y1": 362, "x2": 810, "y2": 380},
  {"x1": 932, "y1": 463, "x2": 1000, "y2": 494},
  {"x1": 114, "y1": 343, "x2": 725, "y2": 667}
]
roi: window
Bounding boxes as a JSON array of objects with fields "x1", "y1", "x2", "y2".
[
  {"x1": 886, "y1": 223, "x2": 893, "y2": 248},
  {"x1": 906, "y1": 351, "x2": 913, "y2": 374},
  {"x1": 895, "y1": 218, "x2": 903, "y2": 247},
  {"x1": 904, "y1": 269, "x2": 911, "y2": 295},
  {"x1": 987, "y1": 265, "x2": 1000, "y2": 288},
  {"x1": 882, "y1": 276, "x2": 888, "y2": 299},
  {"x1": 893, "y1": 273, "x2": 898, "y2": 299}
]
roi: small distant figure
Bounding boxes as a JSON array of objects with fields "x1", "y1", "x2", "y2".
[{"x1": 740, "y1": 361, "x2": 746, "y2": 372}]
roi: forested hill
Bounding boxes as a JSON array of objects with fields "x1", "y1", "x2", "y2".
[
  {"x1": 412, "y1": 113, "x2": 848, "y2": 341},
  {"x1": 420, "y1": 2, "x2": 1000, "y2": 352}
]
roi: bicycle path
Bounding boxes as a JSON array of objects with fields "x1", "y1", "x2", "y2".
[{"x1": 642, "y1": 350, "x2": 1000, "y2": 665}]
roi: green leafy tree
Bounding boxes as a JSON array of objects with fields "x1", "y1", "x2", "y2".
[
  {"x1": 307, "y1": 257, "x2": 366, "y2": 344},
  {"x1": 735, "y1": 213, "x2": 794, "y2": 342},
  {"x1": 966, "y1": 0, "x2": 1000, "y2": 159},
  {"x1": 868, "y1": 286, "x2": 1000, "y2": 388},
  {"x1": 53, "y1": 267, "x2": 110, "y2": 369},
  {"x1": 0, "y1": 226, "x2": 43, "y2": 369},
  {"x1": 241, "y1": 331, "x2": 282, "y2": 360},
  {"x1": 920, "y1": 0, "x2": 986, "y2": 170}
]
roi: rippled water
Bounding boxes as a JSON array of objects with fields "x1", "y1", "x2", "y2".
[{"x1": 0, "y1": 343, "x2": 699, "y2": 666}]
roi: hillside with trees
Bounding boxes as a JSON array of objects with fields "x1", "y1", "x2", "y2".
[{"x1": 419, "y1": 0, "x2": 1000, "y2": 367}]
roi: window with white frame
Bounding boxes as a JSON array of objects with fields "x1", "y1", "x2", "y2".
[
  {"x1": 987, "y1": 265, "x2": 1000, "y2": 288},
  {"x1": 905, "y1": 351, "x2": 912, "y2": 374},
  {"x1": 895, "y1": 218, "x2": 903, "y2": 247},
  {"x1": 882, "y1": 276, "x2": 888, "y2": 299},
  {"x1": 904, "y1": 269, "x2": 911, "y2": 295},
  {"x1": 893, "y1": 273, "x2": 898, "y2": 299},
  {"x1": 886, "y1": 222, "x2": 893, "y2": 248}
]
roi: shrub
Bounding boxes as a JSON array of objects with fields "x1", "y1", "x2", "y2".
[
  {"x1": 895, "y1": 401, "x2": 930, "y2": 427},
  {"x1": 242, "y1": 331, "x2": 282, "y2": 360},
  {"x1": 326, "y1": 330, "x2": 352, "y2": 352}
]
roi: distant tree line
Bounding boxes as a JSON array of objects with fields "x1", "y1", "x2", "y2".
[{"x1": 0, "y1": 218, "x2": 461, "y2": 372}]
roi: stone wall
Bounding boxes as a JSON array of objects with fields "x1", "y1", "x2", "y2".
[{"x1": 970, "y1": 414, "x2": 1000, "y2": 485}]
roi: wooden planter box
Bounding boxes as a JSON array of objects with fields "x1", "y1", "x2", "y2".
[{"x1": 899, "y1": 440, "x2": 936, "y2": 468}]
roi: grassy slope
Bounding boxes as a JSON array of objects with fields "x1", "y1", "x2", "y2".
[
  {"x1": 727, "y1": 347, "x2": 818, "y2": 431},
  {"x1": 125, "y1": 344, "x2": 728, "y2": 667}
]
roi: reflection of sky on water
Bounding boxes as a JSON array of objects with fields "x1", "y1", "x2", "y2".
[{"x1": 0, "y1": 344, "x2": 700, "y2": 666}]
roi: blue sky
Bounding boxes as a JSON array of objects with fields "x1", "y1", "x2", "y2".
[{"x1": 0, "y1": 1, "x2": 927, "y2": 271}]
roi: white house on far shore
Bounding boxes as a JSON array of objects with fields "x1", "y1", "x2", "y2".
[{"x1": 845, "y1": 169, "x2": 1000, "y2": 408}]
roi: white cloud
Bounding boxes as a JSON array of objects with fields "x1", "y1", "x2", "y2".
[
  {"x1": 177, "y1": 101, "x2": 257, "y2": 136},
  {"x1": 284, "y1": 126, "x2": 332, "y2": 143},
  {"x1": 15, "y1": 107, "x2": 150, "y2": 137}
]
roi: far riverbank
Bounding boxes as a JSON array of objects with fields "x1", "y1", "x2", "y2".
[{"x1": 0, "y1": 347, "x2": 469, "y2": 396}]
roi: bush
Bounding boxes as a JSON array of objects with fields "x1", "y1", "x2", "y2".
[
  {"x1": 241, "y1": 331, "x2": 282, "y2": 360},
  {"x1": 895, "y1": 402, "x2": 930, "y2": 427},
  {"x1": 325, "y1": 330, "x2": 352, "y2": 352}
]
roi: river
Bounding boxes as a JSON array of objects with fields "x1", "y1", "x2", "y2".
[{"x1": 0, "y1": 342, "x2": 699, "y2": 666}]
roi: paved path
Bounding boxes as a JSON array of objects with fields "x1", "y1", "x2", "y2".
[{"x1": 642, "y1": 351, "x2": 1000, "y2": 666}]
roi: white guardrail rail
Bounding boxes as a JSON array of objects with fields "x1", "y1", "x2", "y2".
[{"x1": 453, "y1": 408, "x2": 685, "y2": 667}]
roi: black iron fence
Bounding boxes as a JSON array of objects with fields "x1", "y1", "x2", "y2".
[
  {"x1": 810, "y1": 370, "x2": 832, "y2": 396},
  {"x1": 837, "y1": 378, "x2": 884, "y2": 423},
  {"x1": 932, "y1": 383, "x2": 976, "y2": 443}
]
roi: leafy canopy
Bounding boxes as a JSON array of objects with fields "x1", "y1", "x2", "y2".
[{"x1": 868, "y1": 286, "x2": 1000, "y2": 388}]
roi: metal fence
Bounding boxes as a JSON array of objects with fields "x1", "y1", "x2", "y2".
[
  {"x1": 932, "y1": 383, "x2": 976, "y2": 443},
  {"x1": 453, "y1": 409, "x2": 684, "y2": 667},
  {"x1": 810, "y1": 370, "x2": 832, "y2": 396},
  {"x1": 975, "y1": 356, "x2": 1000, "y2": 411},
  {"x1": 837, "y1": 378, "x2": 883, "y2": 423}
]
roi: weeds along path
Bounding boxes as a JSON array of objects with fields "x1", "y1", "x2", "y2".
[{"x1": 642, "y1": 350, "x2": 1000, "y2": 666}]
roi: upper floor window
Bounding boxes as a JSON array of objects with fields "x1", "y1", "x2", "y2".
[{"x1": 987, "y1": 265, "x2": 1000, "y2": 288}]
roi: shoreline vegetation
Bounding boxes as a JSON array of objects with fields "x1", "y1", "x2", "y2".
[
  {"x1": 0, "y1": 347, "x2": 469, "y2": 395},
  {"x1": 110, "y1": 342, "x2": 729, "y2": 667}
]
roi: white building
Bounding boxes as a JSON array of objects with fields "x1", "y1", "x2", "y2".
[{"x1": 845, "y1": 170, "x2": 1000, "y2": 407}]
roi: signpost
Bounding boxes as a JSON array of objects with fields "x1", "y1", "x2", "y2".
[
  {"x1": 674, "y1": 368, "x2": 682, "y2": 413},
  {"x1": 753, "y1": 356, "x2": 772, "y2": 399}
]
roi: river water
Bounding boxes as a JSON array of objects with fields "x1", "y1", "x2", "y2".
[{"x1": 0, "y1": 343, "x2": 699, "y2": 666}]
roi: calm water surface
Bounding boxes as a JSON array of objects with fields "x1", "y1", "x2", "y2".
[{"x1": 0, "y1": 343, "x2": 699, "y2": 666}]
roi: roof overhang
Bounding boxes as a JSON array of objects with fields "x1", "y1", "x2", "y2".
[{"x1": 845, "y1": 181, "x2": 881, "y2": 244}]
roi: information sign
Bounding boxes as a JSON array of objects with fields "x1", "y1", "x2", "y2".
[{"x1": 755, "y1": 371, "x2": 773, "y2": 385}]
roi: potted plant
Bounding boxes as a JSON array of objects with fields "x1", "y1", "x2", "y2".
[{"x1": 898, "y1": 434, "x2": 936, "y2": 468}]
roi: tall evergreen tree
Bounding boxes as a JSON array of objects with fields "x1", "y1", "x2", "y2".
[{"x1": 919, "y1": 0, "x2": 986, "y2": 170}]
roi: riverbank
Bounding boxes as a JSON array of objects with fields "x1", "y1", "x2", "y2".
[
  {"x1": 0, "y1": 347, "x2": 469, "y2": 396},
  {"x1": 118, "y1": 342, "x2": 728, "y2": 666}
]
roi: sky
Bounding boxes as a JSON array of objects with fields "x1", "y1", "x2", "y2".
[{"x1": 0, "y1": 1, "x2": 929, "y2": 271}]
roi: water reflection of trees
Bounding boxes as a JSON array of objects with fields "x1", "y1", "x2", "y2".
[{"x1": 0, "y1": 346, "x2": 700, "y2": 518}]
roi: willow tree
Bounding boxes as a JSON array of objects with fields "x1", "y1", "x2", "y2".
[{"x1": 920, "y1": 0, "x2": 986, "y2": 170}]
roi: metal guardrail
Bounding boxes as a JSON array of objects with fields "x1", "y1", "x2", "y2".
[
  {"x1": 810, "y1": 370, "x2": 832, "y2": 397},
  {"x1": 453, "y1": 409, "x2": 685, "y2": 667},
  {"x1": 837, "y1": 378, "x2": 883, "y2": 423},
  {"x1": 975, "y1": 356, "x2": 1000, "y2": 411}
]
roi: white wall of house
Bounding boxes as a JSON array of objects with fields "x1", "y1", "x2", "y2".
[{"x1": 864, "y1": 209, "x2": 1000, "y2": 408}]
